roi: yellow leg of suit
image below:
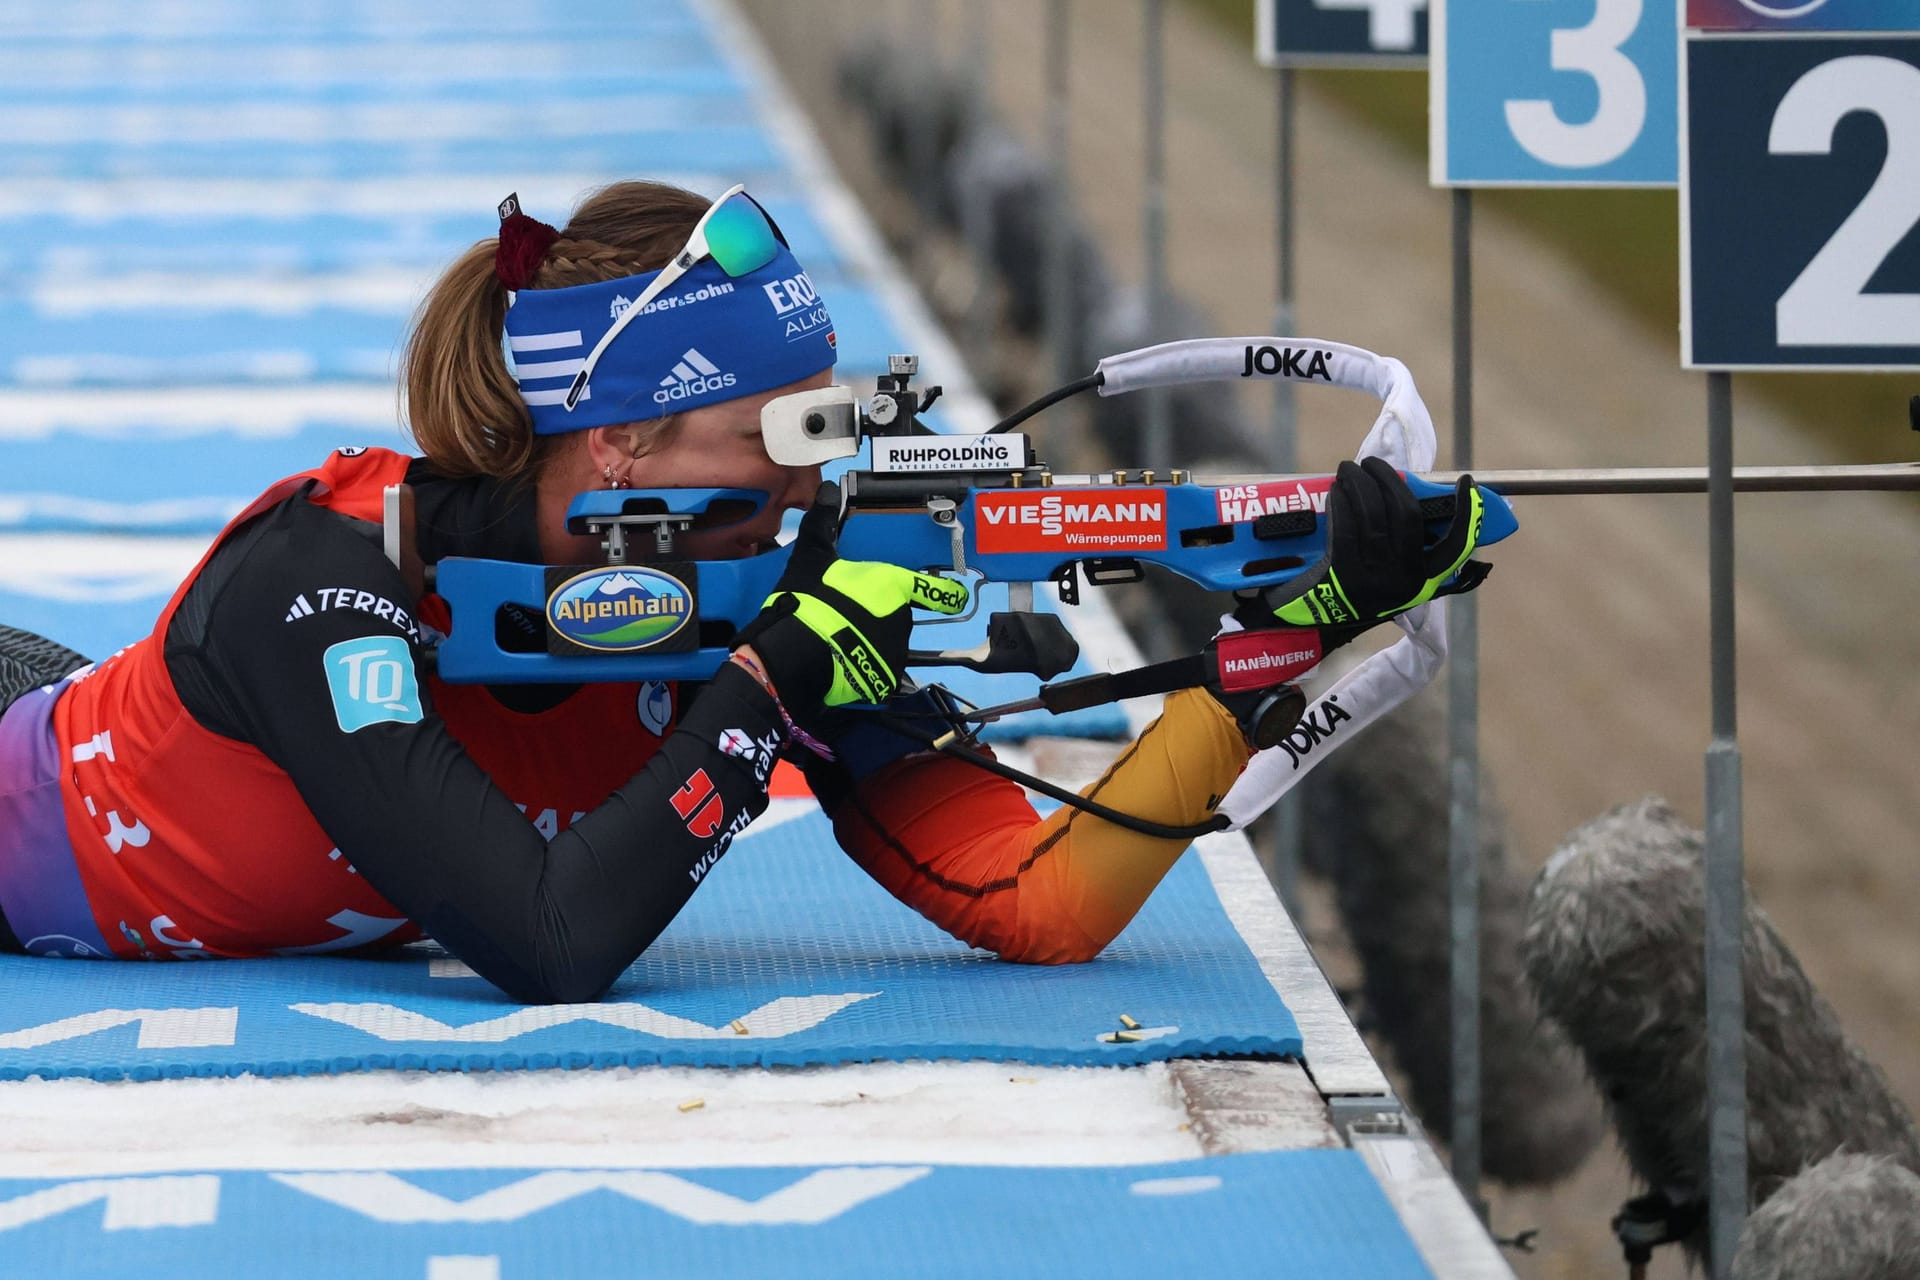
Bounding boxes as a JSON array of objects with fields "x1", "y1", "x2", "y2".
[{"x1": 829, "y1": 689, "x2": 1252, "y2": 964}]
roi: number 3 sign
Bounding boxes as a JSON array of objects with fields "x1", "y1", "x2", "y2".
[
  {"x1": 1683, "y1": 25, "x2": 1920, "y2": 368},
  {"x1": 1431, "y1": 0, "x2": 1679, "y2": 186}
]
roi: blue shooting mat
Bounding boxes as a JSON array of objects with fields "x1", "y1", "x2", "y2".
[
  {"x1": 0, "y1": 195, "x2": 840, "y2": 279},
  {"x1": 0, "y1": 810, "x2": 1301, "y2": 1082},
  {"x1": 0, "y1": 426, "x2": 416, "y2": 534},
  {"x1": 0, "y1": 66, "x2": 746, "y2": 106},
  {"x1": 0, "y1": 0, "x2": 709, "y2": 38},
  {"x1": 0, "y1": 282, "x2": 900, "y2": 392},
  {"x1": 0, "y1": 1152, "x2": 1434, "y2": 1280},
  {"x1": 2, "y1": 131, "x2": 784, "y2": 185},
  {"x1": 0, "y1": 33, "x2": 743, "y2": 98},
  {"x1": 0, "y1": 545, "x2": 205, "y2": 668}
]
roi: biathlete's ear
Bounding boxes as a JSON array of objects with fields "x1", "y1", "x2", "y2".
[{"x1": 584, "y1": 423, "x2": 646, "y2": 473}]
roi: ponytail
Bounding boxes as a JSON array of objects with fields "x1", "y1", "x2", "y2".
[{"x1": 401, "y1": 181, "x2": 713, "y2": 482}]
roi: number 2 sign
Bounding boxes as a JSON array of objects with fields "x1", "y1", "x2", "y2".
[
  {"x1": 1683, "y1": 32, "x2": 1920, "y2": 368},
  {"x1": 1431, "y1": 0, "x2": 1678, "y2": 186}
]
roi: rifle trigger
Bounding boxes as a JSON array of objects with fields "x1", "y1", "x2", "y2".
[{"x1": 1051, "y1": 562, "x2": 1080, "y2": 607}]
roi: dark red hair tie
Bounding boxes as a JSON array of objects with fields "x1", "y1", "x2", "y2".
[{"x1": 494, "y1": 191, "x2": 560, "y2": 290}]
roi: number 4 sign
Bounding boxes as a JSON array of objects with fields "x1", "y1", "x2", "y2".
[
  {"x1": 1256, "y1": 0, "x2": 1429, "y2": 67},
  {"x1": 1431, "y1": 0, "x2": 1678, "y2": 186},
  {"x1": 1682, "y1": 27, "x2": 1920, "y2": 368}
]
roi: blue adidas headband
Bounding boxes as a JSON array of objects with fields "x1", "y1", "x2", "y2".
[{"x1": 503, "y1": 244, "x2": 837, "y2": 435}]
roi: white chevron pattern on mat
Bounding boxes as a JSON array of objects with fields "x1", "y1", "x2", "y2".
[{"x1": 290, "y1": 992, "x2": 878, "y2": 1042}]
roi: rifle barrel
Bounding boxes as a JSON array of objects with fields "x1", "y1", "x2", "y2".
[{"x1": 1202, "y1": 463, "x2": 1920, "y2": 496}]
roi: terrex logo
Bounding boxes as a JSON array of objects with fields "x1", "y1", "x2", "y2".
[
  {"x1": 974, "y1": 489, "x2": 1168, "y2": 553},
  {"x1": 654, "y1": 348, "x2": 737, "y2": 404},
  {"x1": 1214, "y1": 478, "x2": 1335, "y2": 525},
  {"x1": 284, "y1": 589, "x2": 421, "y2": 640},
  {"x1": 1240, "y1": 345, "x2": 1334, "y2": 381}
]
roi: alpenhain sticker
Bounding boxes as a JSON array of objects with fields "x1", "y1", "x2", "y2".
[{"x1": 974, "y1": 488, "x2": 1169, "y2": 554}]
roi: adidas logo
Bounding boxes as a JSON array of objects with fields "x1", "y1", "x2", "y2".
[
  {"x1": 284, "y1": 594, "x2": 315, "y2": 622},
  {"x1": 654, "y1": 348, "x2": 737, "y2": 405}
]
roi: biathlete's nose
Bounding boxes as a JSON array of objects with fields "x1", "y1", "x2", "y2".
[{"x1": 778, "y1": 463, "x2": 823, "y2": 512}]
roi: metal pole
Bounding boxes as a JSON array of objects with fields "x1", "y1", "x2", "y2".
[
  {"x1": 1266, "y1": 64, "x2": 1305, "y2": 915},
  {"x1": 1395, "y1": 463, "x2": 1920, "y2": 494},
  {"x1": 1273, "y1": 65, "x2": 1299, "y2": 459},
  {"x1": 963, "y1": 0, "x2": 997, "y2": 358},
  {"x1": 1045, "y1": 0, "x2": 1075, "y2": 386},
  {"x1": 1705, "y1": 370, "x2": 1748, "y2": 1279},
  {"x1": 1447, "y1": 186, "x2": 1483, "y2": 1214},
  {"x1": 906, "y1": 14, "x2": 940, "y2": 268},
  {"x1": 1196, "y1": 463, "x2": 1920, "y2": 494},
  {"x1": 1142, "y1": 0, "x2": 1171, "y2": 471}
]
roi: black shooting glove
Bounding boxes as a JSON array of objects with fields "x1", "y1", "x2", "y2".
[
  {"x1": 1259, "y1": 456, "x2": 1489, "y2": 640},
  {"x1": 731, "y1": 482, "x2": 969, "y2": 737}
]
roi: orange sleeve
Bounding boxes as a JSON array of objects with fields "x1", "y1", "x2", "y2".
[{"x1": 827, "y1": 689, "x2": 1252, "y2": 965}]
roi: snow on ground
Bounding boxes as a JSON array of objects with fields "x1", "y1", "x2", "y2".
[{"x1": 0, "y1": 1062, "x2": 1203, "y2": 1177}]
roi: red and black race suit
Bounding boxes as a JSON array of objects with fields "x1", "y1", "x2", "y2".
[{"x1": 44, "y1": 448, "x2": 782, "y2": 1003}]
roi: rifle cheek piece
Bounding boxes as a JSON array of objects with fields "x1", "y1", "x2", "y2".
[{"x1": 762, "y1": 386, "x2": 863, "y2": 466}]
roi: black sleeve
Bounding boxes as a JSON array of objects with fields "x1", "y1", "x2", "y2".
[{"x1": 166, "y1": 496, "x2": 782, "y2": 1004}]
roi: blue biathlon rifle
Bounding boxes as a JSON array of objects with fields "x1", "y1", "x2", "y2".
[
  {"x1": 415, "y1": 338, "x2": 1517, "y2": 756},
  {"x1": 413, "y1": 337, "x2": 1516, "y2": 837}
]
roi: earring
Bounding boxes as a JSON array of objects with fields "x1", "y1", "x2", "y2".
[{"x1": 603, "y1": 462, "x2": 629, "y2": 490}]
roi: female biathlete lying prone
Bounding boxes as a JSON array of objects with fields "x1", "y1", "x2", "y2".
[{"x1": 0, "y1": 181, "x2": 1484, "y2": 1003}]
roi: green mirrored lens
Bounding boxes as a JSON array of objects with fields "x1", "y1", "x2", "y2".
[{"x1": 703, "y1": 194, "x2": 782, "y2": 277}]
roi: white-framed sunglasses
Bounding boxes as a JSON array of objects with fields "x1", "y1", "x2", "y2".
[{"x1": 563, "y1": 182, "x2": 788, "y2": 411}]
